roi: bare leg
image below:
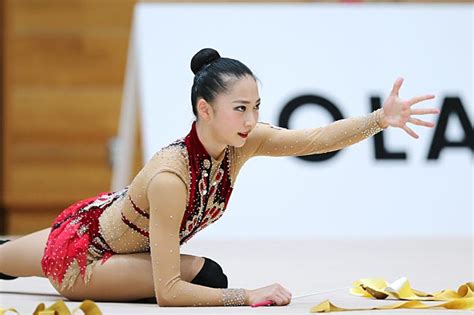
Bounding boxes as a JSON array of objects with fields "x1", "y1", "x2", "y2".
[
  {"x1": 0, "y1": 227, "x2": 206, "y2": 301},
  {"x1": 0, "y1": 227, "x2": 51, "y2": 277},
  {"x1": 52, "y1": 253, "x2": 204, "y2": 301}
]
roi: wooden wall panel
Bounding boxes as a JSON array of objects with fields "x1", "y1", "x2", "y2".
[
  {"x1": 11, "y1": 88, "x2": 120, "y2": 138},
  {"x1": 8, "y1": 209, "x2": 57, "y2": 235},
  {"x1": 11, "y1": 0, "x2": 136, "y2": 34},
  {"x1": 11, "y1": 35, "x2": 128, "y2": 86},
  {"x1": 3, "y1": 0, "x2": 138, "y2": 234},
  {"x1": 8, "y1": 164, "x2": 110, "y2": 204},
  {"x1": 0, "y1": 0, "x2": 6, "y2": 233}
]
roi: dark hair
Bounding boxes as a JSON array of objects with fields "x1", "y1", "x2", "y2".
[{"x1": 190, "y1": 48, "x2": 256, "y2": 118}]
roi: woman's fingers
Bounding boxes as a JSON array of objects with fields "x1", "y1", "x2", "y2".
[
  {"x1": 282, "y1": 289, "x2": 292, "y2": 301},
  {"x1": 390, "y1": 77, "x2": 404, "y2": 96},
  {"x1": 402, "y1": 125, "x2": 419, "y2": 139},
  {"x1": 408, "y1": 117, "x2": 435, "y2": 127},
  {"x1": 410, "y1": 107, "x2": 440, "y2": 115},
  {"x1": 271, "y1": 295, "x2": 283, "y2": 306},
  {"x1": 409, "y1": 94, "x2": 435, "y2": 106},
  {"x1": 275, "y1": 292, "x2": 291, "y2": 305},
  {"x1": 413, "y1": 108, "x2": 440, "y2": 115}
]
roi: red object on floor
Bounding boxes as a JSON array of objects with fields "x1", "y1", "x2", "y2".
[{"x1": 251, "y1": 300, "x2": 274, "y2": 307}]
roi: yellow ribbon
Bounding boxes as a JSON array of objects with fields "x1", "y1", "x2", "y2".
[
  {"x1": 70, "y1": 300, "x2": 102, "y2": 315},
  {"x1": 0, "y1": 308, "x2": 19, "y2": 315},
  {"x1": 351, "y1": 277, "x2": 473, "y2": 301},
  {"x1": 33, "y1": 300, "x2": 70, "y2": 315},
  {"x1": 311, "y1": 298, "x2": 474, "y2": 312},
  {"x1": 0, "y1": 300, "x2": 101, "y2": 315},
  {"x1": 311, "y1": 278, "x2": 474, "y2": 312}
]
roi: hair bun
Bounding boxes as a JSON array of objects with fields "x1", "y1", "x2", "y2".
[{"x1": 190, "y1": 48, "x2": 221, "y2": 75}]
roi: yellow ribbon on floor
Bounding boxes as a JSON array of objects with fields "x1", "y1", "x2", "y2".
[
  {"x1": 0, "y1": 308, "x2": 19, "y2": 315},
  {"x1": 70, "y1": 300, "x2": 102, "y2": 315},
  {"x1": 351, "y1": 277, "x2": 473, "y2": 301},
  {"x1": 311, "y1": 298, "x2": 474, "y2": 312},
  {"x1": 33, "y1": 300, "x2": 70, "y2": 315},
  {"x1": 0, "y1": 300, "x2": 101, "y2": 315},
  {"x1": 311, "y1": 278, "x2": 474, "y2": 313}
]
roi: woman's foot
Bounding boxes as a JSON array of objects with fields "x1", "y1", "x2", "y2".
[{"x1": 0, "y1": 240, "x2": 18, "y2": 280}]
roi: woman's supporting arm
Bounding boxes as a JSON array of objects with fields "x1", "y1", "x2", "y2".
[{"x1": 147, "y1": 172, "x2": 248, "y2": 307}]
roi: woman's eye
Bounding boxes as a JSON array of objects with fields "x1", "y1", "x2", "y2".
[{"x1": 235, "y1": 104, "x2": 259, "y2": 112}]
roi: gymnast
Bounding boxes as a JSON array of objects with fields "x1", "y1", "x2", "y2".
[{"x1": 0, "y1": 48, "x2": 439, "y2": 307}]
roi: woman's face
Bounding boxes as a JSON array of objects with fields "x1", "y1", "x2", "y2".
[{"x1": 209, "y1": 75, "x2": 260, "y2": 147}]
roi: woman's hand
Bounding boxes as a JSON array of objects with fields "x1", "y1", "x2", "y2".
[
  {"x1": 247, "y1": 283, "x2": 292, "y2": 306},
  {"x1": 381, "y1": 77, "x2": 440, "y2": 138}
]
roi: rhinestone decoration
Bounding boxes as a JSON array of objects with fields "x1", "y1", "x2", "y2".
[{"x1": 223, "y1": 288, "x2": 246, "y2": 306}]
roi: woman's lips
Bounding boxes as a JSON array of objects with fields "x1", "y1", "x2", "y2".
[{"x1": 238, "y1": 132, "x2": 248, "y2": 139}]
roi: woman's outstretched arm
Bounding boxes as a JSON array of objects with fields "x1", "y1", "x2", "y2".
[
  {"x1": 241, "y1": 78, "x2": 438, "y2": 158},
  {"x1": 147, "y1": 172, "x2": 248, "y2": 307}
]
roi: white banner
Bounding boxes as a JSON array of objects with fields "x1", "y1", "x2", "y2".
[{"x1": 132, "y1": 3, "x2": 473, "y2": 239}]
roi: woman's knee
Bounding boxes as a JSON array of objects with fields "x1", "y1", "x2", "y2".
[{"x1": 190, "y1": 257, "x2": 228, "y2": 288}]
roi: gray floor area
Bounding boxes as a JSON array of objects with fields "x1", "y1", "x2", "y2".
[{"x1": 1, "y1": 237, "x2": 472, "y2": 314}]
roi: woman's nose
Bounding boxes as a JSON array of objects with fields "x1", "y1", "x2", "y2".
[
  {"x1": 245, "y1": 113, "x2": 257, "y2": 128},
  {"x1": 245, "y1": 118, "x2": 255, "y2": 128}
]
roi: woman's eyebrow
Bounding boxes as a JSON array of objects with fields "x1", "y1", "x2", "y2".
[{"x1": 232, "y1": 99, "x2": 261, "y2": 104}]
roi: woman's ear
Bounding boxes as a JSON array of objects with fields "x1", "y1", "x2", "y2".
[{"x1": 197, "y1": 98, "x2": 214, "y2": 121}]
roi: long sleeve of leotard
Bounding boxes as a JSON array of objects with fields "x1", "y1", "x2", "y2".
[
  {"x1": 238, "y1": 108, "x2": 387, "y2": 159},
  {"x1": 147, "y1": 172, "x2": 248, "y2": 307}
]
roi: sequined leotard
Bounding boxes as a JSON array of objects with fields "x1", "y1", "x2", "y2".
[{"x1": 41, "y1": 109, "x2": 387, "y2": 306}]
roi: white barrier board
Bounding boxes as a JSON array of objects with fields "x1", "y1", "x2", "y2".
[{"x1": 131, "y1": 3, "x2": 473, "y2": 239}]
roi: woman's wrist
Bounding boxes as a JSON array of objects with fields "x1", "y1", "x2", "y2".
[
  {"x1": 377, "y1": 108, "x2": 390, "y2": 129},
  {"x1": 222, "y1": 288, "x2": 248, "y2": 306},
  {"x1": 244, "y1": 289, "x2": 251, "y2": 306}
]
